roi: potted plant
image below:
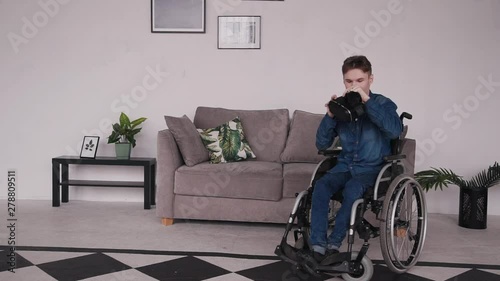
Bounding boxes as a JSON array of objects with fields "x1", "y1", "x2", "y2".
[
  {"x1": 415, "y1": 162, "x2": 500, "y2": 229},
  {"x1": 107, "y1": 112, "x2": 147, "y2": 159}
]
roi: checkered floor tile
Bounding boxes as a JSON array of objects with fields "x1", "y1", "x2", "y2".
[{"x1": 1, "y1": 246, "x2": 499, "y2": 281}]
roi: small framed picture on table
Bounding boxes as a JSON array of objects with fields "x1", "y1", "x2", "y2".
[{"x1": 80, "y1": 136, "x2": 100, "y2": 159}]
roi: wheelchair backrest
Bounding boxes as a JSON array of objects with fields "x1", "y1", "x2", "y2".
[
  {"x1": 389, "y1": 124, "x2": 416, "y2": 176},
  {"x1": 393, "y1": 122, "x2": 416, "y2": 176},
  {"x1": 399, "y1": 138, "x2": 416, "y2": 176}
]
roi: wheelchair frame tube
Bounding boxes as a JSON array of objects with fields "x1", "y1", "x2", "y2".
[
  {"x1": 289, "y1": 190, "x2": 308, "y2": 223},
  {"x1": 373, "y1": 162, "x2": 405, "y2": 200},
  {"x1": 308, "y1": 157, "x2": 333, "y2": 187},
  {"x1": 348, "y1": 198, "x2": 365, "y2": 251}
]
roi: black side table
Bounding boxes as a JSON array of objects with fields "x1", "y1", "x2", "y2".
[{"x1": 52, "y1": 156, "x2": 156, "y2": 209}]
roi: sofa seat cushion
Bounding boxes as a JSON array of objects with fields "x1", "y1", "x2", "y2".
[
  {"x1": 283, "y1": 163, "x2": 318, "y2": 198},
  {"x1": 175, "y1": 161, "x2": 283, "y2": 201}
]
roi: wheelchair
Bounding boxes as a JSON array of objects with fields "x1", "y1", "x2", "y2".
[{"x1": 275, "y1": 113, "x2": 428, "y2": 281}]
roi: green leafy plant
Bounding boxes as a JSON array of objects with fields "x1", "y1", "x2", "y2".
[
  {"x1": 415, "y1": 162, "x2": 500, "y2": 192},
  {"x1": 107, "y1": 112, "x2": 147, "y2": 148}
]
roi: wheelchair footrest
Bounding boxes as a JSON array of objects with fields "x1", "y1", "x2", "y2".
[
  {"x1": 274, "y1": 243, "x2": 299, "y2": 264},
  {"x1": 320, "y1": 252, "x2": 352, "y2": 266},
  {"x1": 280, "y1": 249, "x2": 366, "y2": 277},
  {"x1": 276, "y1": 246, "x2": 325, "y2": 278}
]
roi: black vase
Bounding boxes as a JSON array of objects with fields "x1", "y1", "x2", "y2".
[{"x1": 458, "y1": 187, "x2": 488, "y2": 229}]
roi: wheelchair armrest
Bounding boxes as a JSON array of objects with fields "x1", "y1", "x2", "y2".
[
  {"x1": 318, "y1": 148, "x2": 342, "y2": 157},
  {"x1": 384, "y1": 154, "x2": 406, "y2": 162}
]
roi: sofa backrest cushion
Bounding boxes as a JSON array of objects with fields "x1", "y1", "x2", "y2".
[
  {"x1": 197, "y1": 116, "x2": 257, "y2": 164},
  {"x1": 281, "y1": 110, "x2": 327, "y2": 163},
  {"x1": 194, "y1": 107, "x2": 289, "y2": 163},
  {"x1": 164, "y1": 115, "x2": 209, "y2": 166}
]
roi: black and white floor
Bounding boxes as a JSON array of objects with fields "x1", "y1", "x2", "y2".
[
  {"x1": 1, "y1": 200, "x2": 499, "y2": 281},
  {"x1": 1, "y1": 246, "x2": 500, "y2": 281}
]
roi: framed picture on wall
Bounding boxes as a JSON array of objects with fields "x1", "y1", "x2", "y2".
[
  {"x1": 151, "y1": 0, "x2": 205, "y2": 33},
  {"x1": 218, "y1": 16, "x2": 261, "y2": 49},
  {"x1": 80, "y1": 136, "x2": 100, "y2": 159}
]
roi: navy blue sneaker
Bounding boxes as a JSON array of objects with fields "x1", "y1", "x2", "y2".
[
  {"x1": 312, "y1": 251, "x2": 325, "y2": 263},
  {"x1": 325, "y1": 248, "x2": 339, "y2": 256},
  {"x1": 320, "y1": 249, "x2": 342, "y2": 265}
]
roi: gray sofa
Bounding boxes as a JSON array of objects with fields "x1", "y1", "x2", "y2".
[{"x1": 156, "y1": 106, "x2": 328, "y2": 225}]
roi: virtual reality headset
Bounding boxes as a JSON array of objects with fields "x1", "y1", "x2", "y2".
[{"x1": 328, "y1": 91, "x2": 365, "y2": 122}]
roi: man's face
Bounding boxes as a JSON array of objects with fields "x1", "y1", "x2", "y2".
[{"x1": 343, "y1": 68, "x2": 373, "y2": 95}]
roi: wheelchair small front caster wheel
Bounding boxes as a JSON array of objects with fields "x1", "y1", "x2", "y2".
[{"x1": 341, "y1": 252, "x2": 373, "y2": 281}]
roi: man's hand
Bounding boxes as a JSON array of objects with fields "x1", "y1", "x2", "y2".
[
  {"x1": 325, "y1": 94, "x2": 338, "y2": 118},
  {"x1": 344, "y1": 86, "x2": 370, "y2": 103}
]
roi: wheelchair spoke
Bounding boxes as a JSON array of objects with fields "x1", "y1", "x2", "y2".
[
  {"x1": 403, "y1": 187, "x2": 420, "y2": 258},
  {"x1": 397, "y1": 235, "x2": 410, "y2": 262}
]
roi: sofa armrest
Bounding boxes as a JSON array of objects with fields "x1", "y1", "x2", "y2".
[{"x1": 156, "y1": 129, "x2": 184, "y2": 219}]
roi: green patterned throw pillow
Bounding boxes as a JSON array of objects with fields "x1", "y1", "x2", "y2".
[{"x1": 197, "y1": 117, "x2": 256, "y2": 164}]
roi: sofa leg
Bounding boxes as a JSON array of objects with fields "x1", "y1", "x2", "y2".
[{"x1": 161, "y1": 218, "x2": 174, "y2": 226}]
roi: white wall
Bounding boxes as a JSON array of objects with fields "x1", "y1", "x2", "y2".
[{"x1": 1, "y1": 0, "x2": 499, "y2": 214}]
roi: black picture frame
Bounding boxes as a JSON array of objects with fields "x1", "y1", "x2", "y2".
[
  {"x1": 151, "y1": 0, "x2": 206, "y2": 33},
  {"x1": 218, "y1": 16, "x2": 261, "y2": 49},
  {"x1": 80, "y1": 136, "x2": 100, "y2": 159}
]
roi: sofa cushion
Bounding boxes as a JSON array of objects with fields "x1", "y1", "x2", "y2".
[
  {"x1": 197, "y1": 117, "x2": 256, "y2": 164},
  {"x1": 283, "y1": 163, "x2": 318, "y2": 198},
  {"x1": 164, "y1": 115, "x2": 209, "y2": 166},
  {"x1": 172, "y1": 195, "x2": 295, "y2": 223},
  {"x1": 281, "y1": 110, "x2": 327, "y2": 163},
  {"x1": 194, "y1": 107, "x2": 289, "y2": 163},
  {"x1": 175, "y1": 161, "x2": 283, "y2": 201}
]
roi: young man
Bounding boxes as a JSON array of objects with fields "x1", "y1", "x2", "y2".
[{"x1": 310, "y1": 55, "x2": 402, "y2": 261}]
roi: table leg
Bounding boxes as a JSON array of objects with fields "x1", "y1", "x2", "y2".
[
  {"x1": 151, "y1": 163, "x2": 156, "y2": 206},
  {"x1": 144, "y1": 165, "x2": 151, "y2": 209},
  {"x1": 52, "y1": 161, "x2": 60, "y2": 207},
  {"x1": 62, "y1": 164, "x2": 69, "y2": 203}
]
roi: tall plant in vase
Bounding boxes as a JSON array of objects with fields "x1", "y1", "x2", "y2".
[{"x1": 415, "y1": 162, "x2": 500, "y2": 229}]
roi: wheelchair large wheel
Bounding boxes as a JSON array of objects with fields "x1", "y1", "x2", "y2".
[{"x1": 380, "y1": 174, "x2": 427, "y2": 273}]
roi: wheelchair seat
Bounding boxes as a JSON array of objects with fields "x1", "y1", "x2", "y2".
[{"x1": 318, "y1": 133, "x2": 408, "y2": 204}]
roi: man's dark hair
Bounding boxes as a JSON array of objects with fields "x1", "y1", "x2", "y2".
[{"x1": 342, "y1": 55, "x2": 372, "y2": 75}]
